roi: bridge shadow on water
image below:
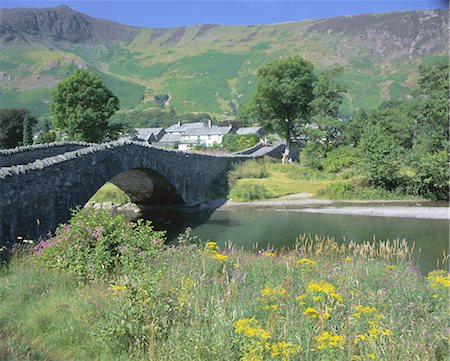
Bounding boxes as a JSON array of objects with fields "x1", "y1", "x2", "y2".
[{"x1": 129, "y1": 198, "x2": 228, "y2": 244}]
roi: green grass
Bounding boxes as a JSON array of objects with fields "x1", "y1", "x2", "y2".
[
  {"x1": 1, "y1": 227, "x2": 448, "y2": 360},
  {"x1": 227, "y1": 159, "x2": 424, "y2": 202},
  {"x1": 89, "y1": 182, "x2": 130, "y2": 205}
]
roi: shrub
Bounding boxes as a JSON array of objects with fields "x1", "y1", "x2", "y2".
[
  {"x1": 222, "y1": 133, "x2": 260, "y2": 151},
  {"x1": 229, "y1": 183, "x2": 273, "y2": 201},
  {"x1": 228, "y1": 159, "x2": 269, "y2": 185},
  {"x1": 33, "y1": 208, "x2": 165, "y2": 282},
  {"x1": 300, "y1": 142, "x2": 326, "y2": 170},
  {"x1": 316, "y1": 179, "x2": 402, "y2": 200},
  {"x1": 321, "y1": 145, "x2": 360, "y2": 173}
]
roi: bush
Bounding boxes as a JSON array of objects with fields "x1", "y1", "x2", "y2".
[
  {"x1": 321, "y1": 145, "x2": 359, "y2": 173},
  {"x1": 229, "y1": 160, "x2": 269, "y2": 185},
  {"x1": 222, "y1": 133, "x2": 260, "y2": 151},
  {"x1": 409, "y1": 150, "x2": 449, "y2": 201},
  {"x1": 316, "y1": 179, "x2": 403, "y2": 200},
  {"x1": 300, "y1": 142, "x2": 326, "y2": 170},
  {"x1": 33, "y1": 208, "x2": 165, "y2": 282},
  {"x1": 229, "y1": 183, "x2": 274, "y2": 201}
]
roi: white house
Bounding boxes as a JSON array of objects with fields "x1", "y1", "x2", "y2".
[{"x1": 181, "y1": 126, "x2": 233, "y2": 149}]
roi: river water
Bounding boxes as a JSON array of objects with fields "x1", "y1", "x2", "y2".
[{"x1": 143, "y1": 204, "x2": 449, "y2": 274}]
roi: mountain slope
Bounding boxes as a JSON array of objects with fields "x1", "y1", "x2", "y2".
[{"x1": 0, "y1": 6, "x2": 448, "y2": 117}]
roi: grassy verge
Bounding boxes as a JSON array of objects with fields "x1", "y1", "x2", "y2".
[
  {"x1": 228, "y1": 159, "x2": 423, "y2": 202},
  {"x1": 89, "y1": 182, "x2": 130, "y2": 205},
  {"x1": 0, "y1": 209, "x2": 448, "y2": 360}
]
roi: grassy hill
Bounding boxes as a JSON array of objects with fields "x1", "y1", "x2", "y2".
[{"x1": 0, "y1": 6, "x2": 448, "y2": 118}]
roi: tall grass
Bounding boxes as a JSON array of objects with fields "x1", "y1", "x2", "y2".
[{"x1": 1, "y1": 211, "x2": 448, "y2": 360}]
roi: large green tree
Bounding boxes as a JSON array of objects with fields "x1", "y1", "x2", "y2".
[
  {"x1": 243, "y1": 56, "x2": 315, "y2": 162},
  {"x1": 309, "y1": 65, "x2": 347, "y2": 148},
  {"x1": 0, "y1": 108, "x2": 37, "y2": 149},
  {"x1": 50, "y1": 69, "x2": 120, "y2": 142}
]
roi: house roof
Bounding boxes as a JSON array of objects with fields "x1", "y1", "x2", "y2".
[
  {"x1": 184, "y1": 126, "x2": 232, "y2": 136},
  {"x1": 158, "y1": 133, "x2": 182, "y2": 143},
  {"x1": 165, "y1": 122, "x2": 206, "y2": 133},
  {"x1": 134, "y1": 128, "x2": 164, "y2": 141},
  {"x1": 236, "y1": 127, "x2": 264, "y2": 135}
]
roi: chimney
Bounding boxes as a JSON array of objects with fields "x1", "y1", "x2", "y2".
[{"x1": 208, "y1": 119, "x2": 212, "y2": 128}]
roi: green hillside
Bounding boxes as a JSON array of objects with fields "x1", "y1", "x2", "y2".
[{"x1": 0, "y1": 6, "x2": 448, "y2": 118}]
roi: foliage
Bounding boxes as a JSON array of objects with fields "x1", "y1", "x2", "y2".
[
  {"x1": 320, "y1": 145, "x2": 360, "y2": 173},
  {"x1": 35, "y1": 130, "x2": 56, "y2": 144},
  {"x1": 229, "y1": 183, "x2": 274, "y2": 201},
  {"x1": 22, "y1": 113, "x2": 34, "y2": 145},
  {"x1": 308, "y1": 65, "x2": 348, "y2": 147},
  {"x1": 50, "y1": 69, "x2": 120, "y2": 142},
  {"x1": 0, "y1": 108, "x2": 37, "y2": 149},
  {"x1": 409, "y1": 150, "x2": 449, "y2": 201},
  {"x1": 33, "y1": 208, "x2": 165, "y2": 282},
  {"x1": 357, "y1": 123, "x2": 403, "y2": 189},
  {"x1": 2, "y1": 227, "x2": 449, "y2": 360},
  {"x1": 315, "y1": 179, "x2": 404, "y2": 200},
  {"x1": 229, "y1": 159, "x2": 270, "y2": 184},
  {"x1": 300, "y1": 142, "x2": 327, "y2": 170},
  {"x1": 222, "y1": 133, "x2": 260, "y2": 151},
  {"x1": 243, "y1": 56, "x2": 315, "y2": 152},
  {"x1": 89, "y1": 182, "x2": 131, "y2": 205}
]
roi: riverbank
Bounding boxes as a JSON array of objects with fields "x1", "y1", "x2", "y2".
[{"x1": 218, "y1": 193, "x2": 449, "y2": 220}]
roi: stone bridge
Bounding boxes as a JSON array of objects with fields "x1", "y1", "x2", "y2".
[{"x1": 0, "y1": 141, "x2": 285, "y2": 246}]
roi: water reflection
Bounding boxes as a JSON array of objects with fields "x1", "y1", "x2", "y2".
[{"x1": 143, "y1": 208, "x2": 449, "y2": 274}]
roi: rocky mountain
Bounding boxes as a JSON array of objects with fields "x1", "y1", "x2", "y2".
[{"x1": 0, "y1": 6, "x2": 448, "y2": 117}]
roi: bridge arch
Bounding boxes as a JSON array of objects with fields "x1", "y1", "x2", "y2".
[{"x1": 0, "y1": 141, "x2": 243, "y2": 245}]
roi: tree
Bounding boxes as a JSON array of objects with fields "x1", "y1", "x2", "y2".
[
  {"x1": 358, "y1": 123, "x2": 403, "y2": 190},
  {"x1": 0, "y1": 108, "x2": 37, "y2": 149},
  {"x1": 22, "y1": 113, "x2": 34, "y2": 145},
  {"x1": 50, "y1": 69, "x2": 120, "y2": 142},
  {"x1": 308, "y1": 66, "x2": 347, "y2": 148},
  {"x1": 243, "y1": 56, "x2": 315, "y2": 162}
]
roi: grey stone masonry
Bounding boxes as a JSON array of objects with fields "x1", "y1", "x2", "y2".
[
  {"x1": 0, "y1": 141, "x2": 251, "y2": 246},
  {"x1": 0, "y1": 142, "x2": 92, "y2": 168}
]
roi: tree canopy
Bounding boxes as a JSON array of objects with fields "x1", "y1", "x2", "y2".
[
  {"x1": 242, "y1": 56, "x2": 315, "y2": 161},
  {"x1": 50, "y1": 69, "x2": 120, "y2": 143},
  {"x1": 0, "y1": 108, "x2": 37, "y2": 149}
]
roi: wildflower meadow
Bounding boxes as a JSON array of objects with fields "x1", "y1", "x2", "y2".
[{"x1": 0, "y1": 209, "x2": 449, "y2": 360}]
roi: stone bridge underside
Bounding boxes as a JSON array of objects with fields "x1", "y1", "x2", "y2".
[{"x1": 1, "y1": 141, "x2": 259, "y2": 246}]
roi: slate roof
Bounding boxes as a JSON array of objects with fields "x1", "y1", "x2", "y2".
[
  {"x1": 184, "y1": 126, "x2": 232, "y2": 136},
  {"x1": 158, "y1": 133, "x2": 182, "y2": 143},
  {"x1": 134, "y1": 128, "x2": 165, "y2": 141},
  {"x1": 236, "y1": 127, "x2": 265, "y2": 135},
  {"x1": 165, "y1": 122, "x2": 206, "y2": 133}
]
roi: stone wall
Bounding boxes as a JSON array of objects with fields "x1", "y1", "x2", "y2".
[
  {"x1": 0, "y1": 141, "x2": 246, "y2": 245},
  {"x1": 0, "y1": 142, "x2": 91, "y2": 167}
]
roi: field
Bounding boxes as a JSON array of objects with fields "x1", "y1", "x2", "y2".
[{"x1": 0, "y1": 208, "x2": 448, "y2": 360}]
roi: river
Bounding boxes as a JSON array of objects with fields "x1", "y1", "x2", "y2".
[{"x1": 142, "y1": 201, "x2": 449, "y2": 274}]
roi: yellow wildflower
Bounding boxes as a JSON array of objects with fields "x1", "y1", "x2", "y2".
[
  {"x1": 315, "y1": 331, "x2": 345, "y2": 350},
  {"x1": 313, "y1": 295, "x2": 322, "y2": 302},
  {"x1": 264, "y1": 252, "x2": 276, "y2": 257},
  {"x1": 387, "y1": 265, "x2": 396, "y2": 271},
  {"x1": 297, "y1": 258, "x2": 317, "y2": 267},
  {"x1": 345, "y1": 257, "x2": 353, "y2": 262},
  {"x1": 232, "y1": 318, "x2": 271, "y2": 340},
  {"x1": 306, "y1": 281, "x2": 343, "y2": 303},
  {"x1": 204, "y1": 241, "x2": 219, "y2": 252},
  {"x1": 213, "y1": 253, "x2": 228, "y2": 263},
  {"x1": 268, "y1": 341, "x2": 302, "y2": 359},
  {"x1": 303, "y1": 307, "x2": 319, "y2": 319},
  {"x1": 296, "y1": 294, "x2": 306, "y2": 305},
  {"x1": 110, "y1": 285, "x2": 126, "y2": 293},
  {"x1": 321, "y1": 312, "x2": 331, "y2": 320},
  {"x1": 367, "y1": 354, "x2": 376, "y2": 359},
  {"x1": 353, "y1": 305, "x2": 377, "y2": 318},
  {"x1": 354, "y1": 334, "x2": 367, "y2": 344}
]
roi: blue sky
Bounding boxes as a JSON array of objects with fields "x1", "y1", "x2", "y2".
[{"x1": 1, "y1": 1, "x2": 448, "y2": 28}]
